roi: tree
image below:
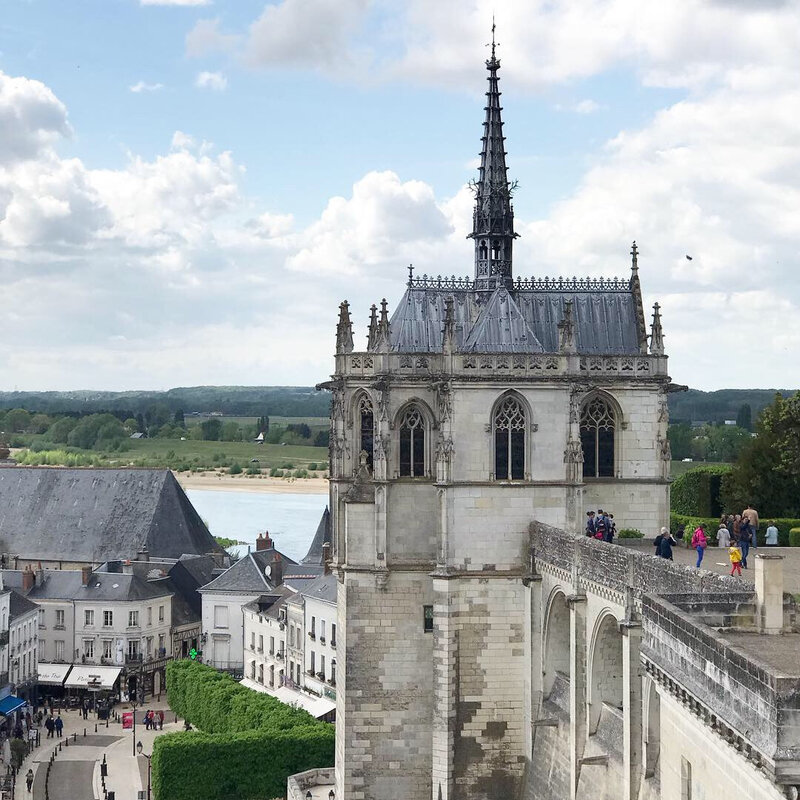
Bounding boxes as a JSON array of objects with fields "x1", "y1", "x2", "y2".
[
  {"x1": 29, "y1": 413, "x2": 52, "y2": 433},
  {"x1": 722, "y1": 392, "x2": 800, "y2": 516},
  {"x1": 736, "y1": 403, "x2": 753, "y2": 431},
  {"x1": 667, "y1": 423, "x2": 693, "y2": 460},
  {"x1": 221, "y1": 422, "x2": 242, "y2": 442},
  {"x1": 313, "y1": 430, "x2": 330, "y2": 448},
  {"x1": 257, "y1": 415, "x2": 270, "y2": 434},
  {"x1": 286, "y1": 423, "x2": 311, "y2": 439},
  {"x1": 3, "y1": 408, "x2": 31, "y2": 433},
  {"x1": 200, "y1": 419, "x2": 223, "y2": 441},
  {"x1": 47, "y1": 416, "x2": 78, "y2": 443},
  {"x1": 174, "y1": 409, "x2": 186, "y2": 427}
]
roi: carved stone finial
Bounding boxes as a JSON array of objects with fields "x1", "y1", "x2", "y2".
[
  {"x1": 442, "y1": 296, "x2": 455, "y2": 352},
  {"x1": 335, "y1": 301, "x2": 354, "y2": 354},
  {"x1": 631, "y1": 241, "x2": 639, "y2": 273},
  {"x1": 366, "y1": 304, "x2": 378, "y2": 350},
  {"x1": 649, "y1": 302, "x2": 665, "y2": 356},
  {"x1": 557, "y1": 299, "x2": 576, "y2": 354},
  {"x1": 407, "y1": 263, "x2": 414, "y2": 285}
]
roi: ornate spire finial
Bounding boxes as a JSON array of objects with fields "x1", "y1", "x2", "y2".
[
  {"x1": 376, "y1": 298, "x2": 391, "y2": 351},
  {"x1": 649, "y1": 302, "x2": 665, "y2": 356},
  {"x1": 367, "y1": 304, "x2": 378, "y2": 350},
  {"x1": 407, "y1": 263, "x2": 414, "y2": 286},
  {"x1": 631, "y1": 240, "x2": 639, "y2": 273},
  {"x1": 335, "y1": 300, "x2": 354, "y2": 354},
  {"x1": 470, "y1": 21, "x2": 517, "y2": 294}
]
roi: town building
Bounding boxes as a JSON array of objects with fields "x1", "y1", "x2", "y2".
[
  {"x1": 242, "y1": 587, "x2": 293, "y2": 691},
  {"x1": 318, "y1": 38, "x2": 673, "y2": 800},
  {"x1": 8, "y1": 590, "x2": 38, "y2": 702},
  {"x1": 0, "y1": 467, "x2": 222, "y2": 569},
  {"x1": 200, "y1": 512, "x2": 331, "y2": 673},
  {"x1": 294, "y1": 573, "x2": 337, "y2": 701}
]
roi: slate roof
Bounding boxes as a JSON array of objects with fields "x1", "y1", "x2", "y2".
[
  {"x1": 300, "y1": 507, "x2": 332, "y2": 566},
  {"x1": 0, "y1": 467, "x2": 222, "y2": 562},
  {"x1": 3, "y1": 568, "x2": 172, "y2": 602},
  {"x1": 199, "y1": 548, "x2": 296, "y2": 595},
  {"x1": 388, "y1": 284, "x2": 642, "y2": 355},
  {"x1": 9, "y1": 589, "x2": 38, "y2": 621},
  {"x1": 297, "y1": 573, "x2": 337, "y2": 605},
  {"x1": 242, "y1": 586, "x2": 295, "y2": 620}
]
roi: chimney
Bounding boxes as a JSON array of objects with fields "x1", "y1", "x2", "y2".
[
  {"x1": 122, "y1": 560, "x2": 133, "y2": 575},
  {"x1": 322, "y1": 542, "x2": 332, "y2": 575},
  {"x1": 256, "y1": 533, "x2": 266, "y2": 552},
  {"x1": 22, "y1": 565, "x2": 35, "y2": 592},
  {"x1": 137, "y1": 547, "x2": 150, "y2": 562},
  {"x1": 270, "y1": 552, "x2": 283, "y2": 586},
  {"x1": 755, "y1": 554, "x2": 784, "y2": 634},
  {"x1": 35, "y1": 561, "x2": 44, "y2": 587},
  {"x1": 81, "y1": 565, "x2": 92, "y2": 586}
]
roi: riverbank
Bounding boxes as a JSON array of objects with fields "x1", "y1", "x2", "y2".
[{"x1": 176, "y1": 471, "x2": 328, "y2": 495}]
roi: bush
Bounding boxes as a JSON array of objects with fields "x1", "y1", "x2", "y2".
[
  {"x1": 790, "y1": 528, "x2": 800, "y2": 547},
  {"x1": 269, "y1": 468, "x2": 284, "y2": 478},
  {"x1": 246, "y1": 465, "x2": 260, "y2": 475},
  {"x1": 292, "y1": 469, "x2": 309, "y2": 479},
  {"x1": 308, "y1": 463, "x2": 318, "y2": 471},
  {"x1": 229, "y1": 463, "x2": 243, "y2": 475},
  {"x1": 618, "y1": 528, "x2": 644, "y2": 538},
  {"x1": 280, "y1": 462, "x2": 294, "y2": 470},
  {"x1": 671, "y1": 464, "x2": 732, "y2": 516},
  {"x1": 157, "y1": 661, "x2": 334, "y2": 800}
]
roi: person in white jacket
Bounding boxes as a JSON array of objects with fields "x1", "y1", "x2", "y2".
[{"x1": 716, "y1": 524, "x2": 731, "y2": 549}]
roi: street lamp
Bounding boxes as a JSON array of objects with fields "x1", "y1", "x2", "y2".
[{"x1": 137, "y1": 741, "x2": 152, "y2": 800}]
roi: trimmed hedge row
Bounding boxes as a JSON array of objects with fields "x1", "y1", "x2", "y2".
[
  {"x1": 671, "y1": 464, "x2": 732, "y2": 517},
  {"x1": 153, "y1": 660, "x2": 334, "y2": 800},
  {"x1": 671, "y1": 513, "x2": 800, "y2": 547}
]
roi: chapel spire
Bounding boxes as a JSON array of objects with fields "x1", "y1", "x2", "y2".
[{"x1": 469, "y1": 22, "x2": 517, "y2": 295}]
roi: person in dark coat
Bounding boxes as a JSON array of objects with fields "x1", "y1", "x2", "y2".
[
  {"x1": 659, "y1": 530, "x2": 677, "y2": 560},
  {"x1": 654, "y1": 527, "x2": 667, "y2": 557},
  {"x1": 44, "y1": 715, "x2": 54, "y2": 738},
  {"x1": 738, "y1": 520, "x2": 753, "y2": 569},
  {"x1": 54, "y1": 715, "x2": 63, "y2": 738}
]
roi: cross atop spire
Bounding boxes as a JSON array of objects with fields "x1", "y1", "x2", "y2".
[{"x1": 470, "y1": 22, "x2": 517, "y2": 295}]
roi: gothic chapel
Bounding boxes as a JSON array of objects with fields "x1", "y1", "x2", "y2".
[{"x1": 323, "y1": 35, "x2": 672, "y2": 800}]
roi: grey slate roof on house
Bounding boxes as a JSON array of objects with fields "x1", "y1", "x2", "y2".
[
  {"x1": 242, "y1": 586, "x2": 295, "y2": 619},
  {"x1": 0, "y1": 467, "x2": 221, "y2": 562},
  {"x1": 199, "y1": 549, "x2": 296, "y2": 594},
  {"x1": 9, "y1": 589, "x2": 38, "y2": 620},
  {"x1": 298, "y1": 573, "x2": 337, "y2": 604},
  {"x1": 3, "y1": 568, "x2": 171, "y2": 602}
]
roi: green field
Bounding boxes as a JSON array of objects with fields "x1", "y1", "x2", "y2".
[{"x1": 183, "y1": 415, "x2": 328, "y2": 429}]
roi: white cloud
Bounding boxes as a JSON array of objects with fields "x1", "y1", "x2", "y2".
[
  {"x1": 195, "y1": 71, "x2": 227, "y2": 91},
  {"x1": 0, "y1": 71, "x2": 70, "y2": 165},
  {"x1": 244, "y1": 0, "x2": 370, "y2": 71},
  {"x1": 129, "y1": 81, "x2": 164, "y2": 93},
  {"x1": 185, "y1": 18, "x2": 239, "y2": 58},
  {"x1": 556, "y1": 99, "x2": 602, "y2": 114}
]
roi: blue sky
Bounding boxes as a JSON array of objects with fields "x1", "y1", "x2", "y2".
[{"x1": 2, "y1": 0, "x2": 799, "y2": 390}]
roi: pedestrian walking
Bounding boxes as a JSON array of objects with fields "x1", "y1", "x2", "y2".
[
  {"x1": 54, "y1": 715, "x2": 63, "y2": 738},
  {"x1": 44, "y1": 716, "x2": 54, "y2": 739},
  {"x1": 765, "y1": 521, "x2": 779, "y2": 546},
  {"x1": 585, "y1": 511, "x2": 596, "y2": 537},
  {"x1": 157, "y1": 710, "x2": 164, "y2": 730},
  {"x1": 716, "y1": 523, "x2": 730, "y2": 549},
  {"x1": 738, "y1": 521, "x2": 753, "y2": 569},
  {"x1": 26, "y1": 768, "x2": 34, "y2": 793},
  {"x1": 730, "y1": 544, "x2": 743, "y2": 576},
  {"x1": 692, "y1": 525, "x2": 708, "y2": 568},
  {"x1": 743, "y1": 504, "x2": 760, "y2": 547}
]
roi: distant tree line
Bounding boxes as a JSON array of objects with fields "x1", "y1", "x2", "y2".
[
  {"x1": 0, "y1": 386, "x2": 331, "y2": 417},
  {"x1": 667, "y1": 388, "x2": 795, "y2": 425}
]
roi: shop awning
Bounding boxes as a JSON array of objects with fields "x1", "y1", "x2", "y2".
[
  {"x1": 37, "y1": 663, "x2": 73, "y2": 686},
  {"x1": 64, "y1": 665, "x2": 122, "y2": 690},
  {"x1": 238, "y1": 679, "x2": 335, "y2": 719},
  {"x1": 0, "y1": 695, "x2": 25, "y2": 716}
]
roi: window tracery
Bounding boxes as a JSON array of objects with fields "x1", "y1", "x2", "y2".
[
  {"x1": 358, "y1": 395, "x2": 374, "y2": 470},
  {"x1": 399, "y1": 405, "x2": 426, "y2": 477},
  {"x1": 580, "y1": 395, "x2": 616, "y2": 477},
  {"x1": 494, "y1": 395, "x2": 526, "y2": 480}
]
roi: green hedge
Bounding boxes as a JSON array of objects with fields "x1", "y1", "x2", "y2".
[
  {"x1": 671, "y1": 465, "x2": 732, "y2": 516},
  {"x1": 671, "y1": 513, "x2": 800, "y2": 547},
  {"x1": 790, "y1": 528, "x2": 800, "y2": 548},
  {"x1": 154, "y1": 661, "x2": 334, "y2": 800}
]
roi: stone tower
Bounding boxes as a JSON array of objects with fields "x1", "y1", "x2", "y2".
[{"x1": 323, "y1": 37, "x2": 671, "y2": 800}]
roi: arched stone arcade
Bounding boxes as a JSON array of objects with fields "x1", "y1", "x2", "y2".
[{"x1": 543, "y1": 591, "x2": 571, "y2": 697}]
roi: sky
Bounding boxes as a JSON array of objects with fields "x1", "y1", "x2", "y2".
[{"x1": 1, "y1": 0, "x2": 799, "y2": 392}]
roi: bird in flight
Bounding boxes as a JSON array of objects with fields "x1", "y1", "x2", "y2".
[{"x1": 685, "y1": 255, "x2": 693, "y2": 261}]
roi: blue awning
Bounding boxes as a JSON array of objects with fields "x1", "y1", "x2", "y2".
[{"x1": 0, "y1": 695, "x2": 25, "y2": 716}]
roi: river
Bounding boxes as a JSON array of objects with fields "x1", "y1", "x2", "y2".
[{"x1": 186, "y1": 489, "x2": 329, "y2": 562}]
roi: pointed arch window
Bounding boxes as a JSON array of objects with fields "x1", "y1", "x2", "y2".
[
  {"x1": 399, "y1": 405, "x2": 426, "y2": 477},
  {"x1": 494, "y1": 395, "x2": 526, "y2": 480},
  {"x1": 580, "y1": 396, "x2": 616, "y2": 478},
  {"x1": 358, "y1": 395, "x2": 374, "y2": 470}
]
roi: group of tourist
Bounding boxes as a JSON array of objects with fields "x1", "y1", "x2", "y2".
[
  {"x1": 654, "y1": 504, "x2": 783, "y2": 576},
  {"x1": 144, "y1": 709, "x2": 165, "y2": 730},
  {"x1": 584, "y1": 509, "x2": 617, "y2": 543}
]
